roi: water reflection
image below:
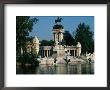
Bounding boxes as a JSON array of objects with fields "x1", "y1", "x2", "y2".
[{"x1": 16, "y1": 63, "x2": 94, "y2": 74}]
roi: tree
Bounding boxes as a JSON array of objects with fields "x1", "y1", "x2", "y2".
[
  {"x1": 63, "y1": 30, "x2": 75, "y2": 46},
  {"x1": 16, "y1": 16, "x2": 38, "y2": 55},
  {"x1": 40, "y1": 40, "x2": 55, "y2": 46},
  {"x1": 74, "y1": 23, "x2": 94, "y2": 54},
  {"x1": 48, "y1": 40, "x2": 55, "y2": 46}
]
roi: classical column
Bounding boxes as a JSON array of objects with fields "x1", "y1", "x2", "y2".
[
  {"x1": 61, "y1": 32, "x2": 63, "y2": 42},
  {"x1": 79, "y1": 48, "x2": 81, "y2": 56},
  {"x1": 77, "y1": 48, "x2": 80, "y2": 56},
  {"x1": 78, "y1": 49, "x2": 79, "y2": 56},
  {"x1": 76, "y1": 49, "x2": 79, "y2": 56},
  {"x1": 70, "y1": 50, "x2": 72, "y2": 56},
  {"x1": 68, "y1": 50, "x2": 70, "y2": 55},
  {"x1": 74, "y1": 50, "x2": 75, "y2": 56},
  {"x1": 44, "y1": 50, "x2": 46, "y2": 57},
  {"x1": 57, "y1": 33, "x2": 58, "y2": 41},
  {"x1": 59, "y1": 32, "x2": 61, "y2": 42}
]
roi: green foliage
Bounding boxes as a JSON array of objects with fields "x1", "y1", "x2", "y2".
[
  {"x1": 17, "y1": 52, "x2": 39, "y2": 66},
  {"x1": 74, "y1": 23, "x2": 94, "y2": 54},
  {"x1": 16, "y1": 16, "x2": 38, "y2": 54},
  {"x1": 40, "y1": 40, "x2": 55, "y2": 46},
  {"x1": 63, "y1": 31, "x2": 75, "y2": 46}
]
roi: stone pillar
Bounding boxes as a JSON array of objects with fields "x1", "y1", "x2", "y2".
[
  {"x1": 77, "y1": 48, "x2": 81, "y2": 56},
  {"x1": 68, "y1": 50, "x2": 70, "y2": 55},
  {"x1": 76, "y1": 49, "x2": 79, "y2": 56},
  {"x1": 61, "y1": 32, "x2": 63, "y2": 42},
  {"x1": 74, "y1": 50, "x2": 76, "y2": 56},
  {"x1": 79, "y1": 47, "x2": 81, "y2": 56},
  {"x1": 59, "y1": 33, "x2": 61, "y2": 42},
  {"x1": 56, "y1": 33, "x2": 58, "y2": 42},
  {"x1": 44, "y1": 50, "x2": 46, "y2": 57}
]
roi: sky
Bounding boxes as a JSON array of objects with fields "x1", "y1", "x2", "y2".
[{"x1": 29, "y1": 16, "x2": 94, "y2": 41}]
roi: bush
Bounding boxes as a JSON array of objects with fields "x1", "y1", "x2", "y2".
[{"x1": 17, "y1": 52, "x2": 39, "y2": 66}]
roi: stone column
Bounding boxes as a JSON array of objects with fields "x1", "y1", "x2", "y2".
[
  {"x1": 76, "y1": 49, "x2": 79, "y2": 56},
  {"x1": 79, "y1": 48, "x2": 81, "y2": 56},
  {"x1": 59, "y1": 32, "x2": 61, "y2": 42},
  {"x1": 44, "y1": 50, "x2": 46, "y2": 57},
  {"x1": 74, "y1": 50, "x2": 75, "y2": 56},
  {"x1": 77, "y1": 48, "x2": 80, "y2": 56},
  {"x1": 61, "y1": 32, "x2": 63, "y2": 42},
  {"x1": 69, "y1": 50, "x2": 70, "y2": 55}
]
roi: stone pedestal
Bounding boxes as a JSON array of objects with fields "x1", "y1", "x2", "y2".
[{"x1": 52, "y1": 44, "x2": 65, "y2": 58}]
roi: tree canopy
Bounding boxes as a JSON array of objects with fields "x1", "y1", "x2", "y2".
[
  {"x1": 40, "y1": 40, "x2": 55, "y2": 46},
  {"x1": 16, "y1": 16, "x2": 38, "y2": 54},
  {"x1": 74, "y1": 23, "x2": 94, "y2": 54},
  {"x1": 63, "y1": 30, "x2": 75, "y2": 46}
]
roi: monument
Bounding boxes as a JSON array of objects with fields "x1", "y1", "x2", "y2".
[
  {"x1": 26, "y1": 17, "x2": 82, "y2": 62},
  {"x1": 52, "y1": 17, "x2": 65, "y2": 57}
]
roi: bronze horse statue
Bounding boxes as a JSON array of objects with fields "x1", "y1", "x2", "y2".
[{"x1": 55, "y1": 17, "x2": 63, "y2": 24}]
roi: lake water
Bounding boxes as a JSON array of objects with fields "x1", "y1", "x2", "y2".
[{"x1": 16, "y1": 63, "x2": 94, "y2": 74}]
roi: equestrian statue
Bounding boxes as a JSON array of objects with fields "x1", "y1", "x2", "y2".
[{"x1": 55, "y1": 17, "x2": 63, "y2": 24}]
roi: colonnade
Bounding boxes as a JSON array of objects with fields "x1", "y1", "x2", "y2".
[
  {"x1": 39, "y1": 47, "x2": 81, "y2": 58},
  {"x1": 53, "y1": 32, "x2": 63, "y2": 42},
  {"x1": 67, "y1": 50, "x2": 76, "y2": 56},
  {"x1": 67, "y1": 48, "x2": 81, "y2": 56},
  {"x1": 40, "y1": 50, "x2": 53, "y2": 57}
]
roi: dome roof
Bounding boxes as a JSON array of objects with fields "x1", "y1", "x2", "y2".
[{"x1": 33, "y1": 36, "x2": 39, "y2": 43}]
